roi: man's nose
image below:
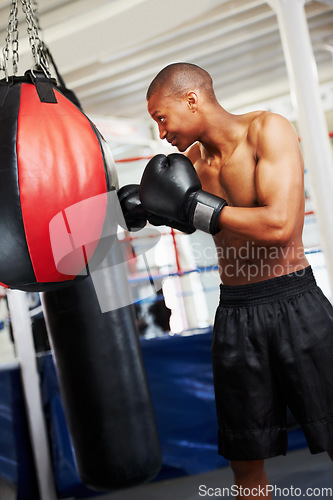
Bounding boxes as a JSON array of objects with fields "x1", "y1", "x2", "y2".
[{"x1": 158, "y1": 124, "x2": 167, "y2": 140}]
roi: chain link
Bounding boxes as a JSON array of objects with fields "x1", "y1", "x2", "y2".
[{"x1": 0, "y1": 0, "x2": 50, "y2": 79}]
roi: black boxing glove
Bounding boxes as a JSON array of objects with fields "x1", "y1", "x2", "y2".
[
  {"x1": 118, "y1": 184, "x2": 147, "y2": 231},
  {"x1": 118, "y1": 184, "x2": 195, "y2": 233},
  {"x1": 140, "y1": 154, "x2": 227, "y2": 235}
]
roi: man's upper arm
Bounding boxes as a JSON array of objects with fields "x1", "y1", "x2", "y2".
[{"x1": 255, "y1": 114, "x2": 304, "y2": 227}]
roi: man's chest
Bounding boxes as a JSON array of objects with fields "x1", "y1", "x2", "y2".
[{"x1": 196, "y1": 155, "x2": 258, "y2": 208}]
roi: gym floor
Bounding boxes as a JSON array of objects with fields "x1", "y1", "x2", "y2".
[
  {"x1": 90, "y1": 448, "x2": 333, "y2": 499},
  {"x1": 0, "y1": 437, "x2": 332, "y2": 499}
]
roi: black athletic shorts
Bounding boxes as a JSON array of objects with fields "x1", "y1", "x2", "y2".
[{"x1": 212, "y1": 266, "x2": 333, "y2": 461}]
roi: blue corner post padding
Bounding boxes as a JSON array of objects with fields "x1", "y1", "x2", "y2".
[
  {"x1": 0, "y1": 364, "x2": 39, "y2": 499},
  {"x1": 141, "y1": 330, "x2": 229, "y2": 478}
]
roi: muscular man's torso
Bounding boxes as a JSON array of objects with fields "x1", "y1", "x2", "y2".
[{"x1": 187, "y1": 111, "x2": 309, "y2": 285}]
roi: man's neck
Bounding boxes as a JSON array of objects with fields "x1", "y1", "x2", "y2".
[{"x1": 198, "y1": 107, "x2": 245, "y2": 161}]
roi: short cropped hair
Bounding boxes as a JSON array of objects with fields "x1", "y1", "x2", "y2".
[{"x1": 146, "y1": 62, "x2": 216, "y2": 102}]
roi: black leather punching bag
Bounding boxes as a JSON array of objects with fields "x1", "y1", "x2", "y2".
[
  {"x1": 0, "y1": 71, "x2": 116, "y2": 291},
  {"x1": 41, "y1": 243, "x2": 162, "y2": 491}
]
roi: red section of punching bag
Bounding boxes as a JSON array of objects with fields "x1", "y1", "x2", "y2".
[
  {"x1": 16, "y1": 84, "x2": 108, "y2": 283},
  {"x1": 49, "y1": 192, "x2": 110, "y2": 277}
]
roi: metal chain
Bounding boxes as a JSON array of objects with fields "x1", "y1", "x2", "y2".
[
  {"x1": 21, "y1": 0, "x2": 50, "y2": 76},
  {"x1": 31, "y1": 0, "x2": 50, "y2": 73},
  {"x1": 0, "y1": 0, "x2": 51, "y2": 79},
  {"x1": 0, "y1": 0, "x2": 19, "y2": 80},
  {"x1": 32, "y1": 0, "x2": 41, "y2": 32}
]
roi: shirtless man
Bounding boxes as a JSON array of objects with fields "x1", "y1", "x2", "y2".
[{"x1": 118, "y1": 63, "x2": 333, "y2": 497}]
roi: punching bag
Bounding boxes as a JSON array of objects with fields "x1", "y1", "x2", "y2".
[
  {"x1": 0, "y1": 70, "x2": 117, "y2": 291},
  {"x1": 41, "y1": 242, "x2": 162, "y2": 491}
]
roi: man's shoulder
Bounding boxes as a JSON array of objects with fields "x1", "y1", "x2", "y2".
[
  {"x1": 247, "y1": 111, "x2": 296, "y2": 147},
  {"x1": 248, "y1": 111, "x2": 293, "y2": 136}
]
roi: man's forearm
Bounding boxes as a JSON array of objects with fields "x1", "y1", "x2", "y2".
[{"x1": 218, "y1": 206, "x2": 293, "y2": 246}]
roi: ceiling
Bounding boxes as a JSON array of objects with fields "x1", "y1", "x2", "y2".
[
  {"x1": 0, "y1": 0, "x2": 332, "y2": 170},
  {"x1": 0, "y1": 0, "x2": 332, "y2": 125}
]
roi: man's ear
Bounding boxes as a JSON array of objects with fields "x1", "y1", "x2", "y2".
[{"x1": 186, "y1": 91, "x2": 198, "y2": 112}]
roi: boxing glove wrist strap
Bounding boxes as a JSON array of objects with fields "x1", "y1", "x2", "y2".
[{"x1": 190, "y1": 191, "x2": 227, "y2": 235}]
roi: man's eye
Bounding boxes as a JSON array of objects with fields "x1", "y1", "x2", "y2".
[{"x1": 158, "y1": 117, "x2": 165, "y2": 123}]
